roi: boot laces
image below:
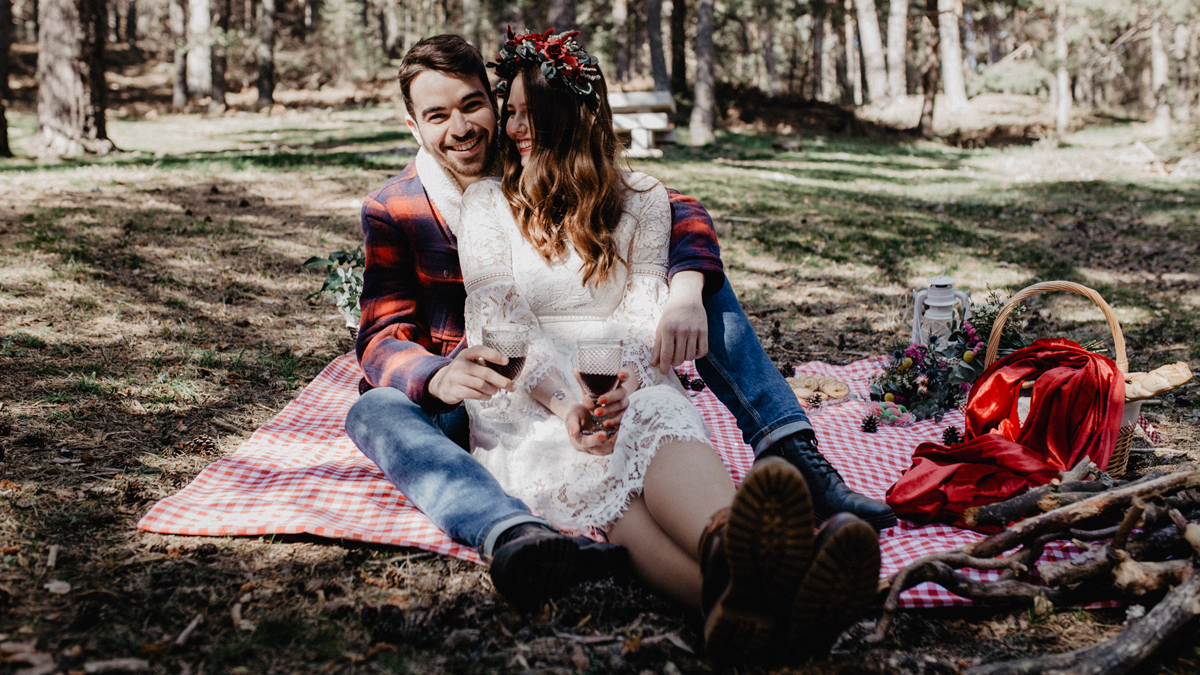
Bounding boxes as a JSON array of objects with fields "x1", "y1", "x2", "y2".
[{"x1": 791, "y1": 441, "x2": 842, "y2": 481}]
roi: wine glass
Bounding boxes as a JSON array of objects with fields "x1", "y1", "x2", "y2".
[
  {"x1": 575, "y1": 338, "x2": 624, "y2": 435},
  {"x1": 480, "y1": 324, "x2": 530, "y2": 423}
]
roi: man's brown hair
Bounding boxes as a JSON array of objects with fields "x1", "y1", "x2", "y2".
[{"x1": 398, "y1": 35, "x2": 492, "y2": 119}]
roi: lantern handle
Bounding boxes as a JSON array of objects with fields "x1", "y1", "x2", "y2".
[{"x1": 911, "y1": 288, "x2": 928, "y2": 345}]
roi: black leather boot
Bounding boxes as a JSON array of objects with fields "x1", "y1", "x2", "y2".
[
  {"x1": 758, "y1": 430, "x2": 897, "y2": 530},
  {"x1": 488, "y1": 523, "x2": 630, "y2": 612}
]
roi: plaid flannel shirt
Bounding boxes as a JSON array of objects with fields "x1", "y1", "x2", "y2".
[{"x1": 356, "y1": 162, "x2": 724, "y2": 414}]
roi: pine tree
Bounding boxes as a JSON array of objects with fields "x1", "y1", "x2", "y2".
[{"x1": 31, "y1": 0, "x2": 116, "y2": 156}]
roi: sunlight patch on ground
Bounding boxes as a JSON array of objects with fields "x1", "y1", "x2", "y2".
[{"x1": 908, "y1": 256, "x2": 1030, "y2": 293}]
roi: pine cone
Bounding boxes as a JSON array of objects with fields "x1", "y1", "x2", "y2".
[
  {"x1": 861, "y1": 415, "x2": 879, "y2": 433},
  {"x1": 690, "y1": 378, "x2": 706, "y2": 392},
  {"x1": 181, "y1": 434, "x2": 219, "y2": 454},
  {"x1": 942, "y1": 426, "x2": 962, "y2": 445},
  {"x1": 676, "y1": 370, "x2": 690, "y2": 388}
]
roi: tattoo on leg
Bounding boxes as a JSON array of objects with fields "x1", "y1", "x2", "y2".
[{"x1": 553, "y1": 390, "x2": 566, "y2": 401}]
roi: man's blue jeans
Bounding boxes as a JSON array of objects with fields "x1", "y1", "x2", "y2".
[
  {"x1": 344, "y1": 274, "x2": 811, "y2": 555},
  {"x1": 344, "y1": 388, "x2": 547, "y2": 558},
  {"x1": 694, "y1": 277, "x2": 813, "y2": 454}
]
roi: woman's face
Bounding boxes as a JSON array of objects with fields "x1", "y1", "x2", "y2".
[{"x1": 504, "y1": 76, "x2": 531, "y2": 167}]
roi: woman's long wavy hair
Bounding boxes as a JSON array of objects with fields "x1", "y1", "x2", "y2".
[{"x1": 499, "y1": 62, "x2": 629, "y2": 288}]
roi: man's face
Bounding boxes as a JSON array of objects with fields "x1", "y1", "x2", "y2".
[{"x1": 405, "y1": 70, "x2": 497, "y2": 188}]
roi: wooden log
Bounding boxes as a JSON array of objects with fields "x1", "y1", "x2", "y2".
[
  {"x1": 967, "y1": 469, "x2": 1200, "y2": 559},
  {"x1": 1038, "y1": 540, "x2": 1114, "y2": 588},
  {"x1": 965, "y1": 484, "x2": 1057, "y2": 529},
  {"x1": 1038, "y1": 491, "x2": 1099, "y2": 511},
  {"x1": 965, "y1": 571, "x2": 1200, "y2": 675},
  {"x1": 1111, "y1": 555, "x2": 1194, "y2": 600}
]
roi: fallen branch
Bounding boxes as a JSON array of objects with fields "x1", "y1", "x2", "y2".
[
  {"x1": 965, "y1": 570, "x2": 1200, "y2": 675},
  {"x1": 968, "y1": 468, "x2": 1200, "y2": 559},
  {"x1": 211, "y1": 418, "x2": 251, "y2": 436}
]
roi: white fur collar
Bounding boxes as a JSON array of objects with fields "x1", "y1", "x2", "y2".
[{"x1": 415, "y1": 148, "x2": 465, "y2": 237}]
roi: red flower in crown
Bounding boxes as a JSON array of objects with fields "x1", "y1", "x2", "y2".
[{"x1": 489, "y1": 26, "x2": 602, "y2": 109}]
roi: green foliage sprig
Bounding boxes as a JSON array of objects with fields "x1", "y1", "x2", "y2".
[{"x1": 303, "y1": 248, "x2": 365, "y2": 329}]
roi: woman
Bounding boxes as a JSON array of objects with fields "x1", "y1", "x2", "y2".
[{"x1": 457, "y1": 29, "x2": 877, "y2": 662}]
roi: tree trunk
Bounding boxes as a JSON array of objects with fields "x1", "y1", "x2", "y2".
[
  {"x1": 211, "y1": 0, "x2": 227, "y2": 107},
  {"x1": 854, "y1": 0, "x2": 887, "y2": 102},
  {"x1": 1171, "y1": 23, "x2": 1190, "y2": 123},
  {"x1": 936, "y1": 0, "x2": 966, "y2": 109},
  {"x1": 613, "y1": 0, "x2": 628, "y2": 83},
  {"x1": 670, "y1": 0, "x2": 686, "y2": 94},
  {"x1": 917, "y1": 1, "x2": 939, "y2": 139},
  {"x1": 460, "y1": 0, "x2": 478, "y2": 51},
  {"x1": 688, "y1": 0, "x2": 714, "y2": 144},
  {"x1": 255, "y1": 0, "x2": 274, "y2": 108},
  {"x1": 886, "y1": 0, "x2": 908, "y2": 99},
  {"x1": 186, "y1": 0, "x2": 212, "y2": 97},
  {"x1": 646, "y1": 0, "x2": 668, "y2": 90},
  {"x1": 1054, "y1": 0, "x2": 1068, "y2": 140},
  {"x1": 1151, "y1": 16, "x2": 1170, "y2": 136},
  {"x1": 170, "y1": 0, "x2": 187, "y2": 108},
  {"x1": 810, "y1": 0, "x2": 825, "y2": 99},
  {"x1": 0, "y1": 98, "x2": 11, "y2": 157},
  {"x1": 123, "y1": 0, "x2": 136, "y2": 45},
  {"x1": 31, "y1": 0, "x2": 115, "y2": 156},
  {"x1": 1, "y1": 0, "x2": 12, "y2": 99},
  {"x1": 820, "y1": 14, "x2": 838, "y2": 101},
  {"x1": 761, "y1": 16, "x2": 779, "y2": 96},
  {"x1": 843, "y1": 0, "x2": 861, "y2": 104}
]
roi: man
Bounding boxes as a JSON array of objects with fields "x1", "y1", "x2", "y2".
[{"x1": 345, "y1": 34, "x2": 894, "y2": 610}]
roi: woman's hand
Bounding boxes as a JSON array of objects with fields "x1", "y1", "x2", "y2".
[
  {"x1": 564, "y1": 404, "x2": 616, "y2": 456},
  {"x1": 574, "y1": 367, "x2": 637, "y2": 434}
]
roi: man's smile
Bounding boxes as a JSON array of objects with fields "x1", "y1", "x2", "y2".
[{"x1": 447, "y1": 136, "x2": 483, "y2": 153}]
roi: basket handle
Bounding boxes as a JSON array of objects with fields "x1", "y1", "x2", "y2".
[{"x1": 983, "y1": 281, "x2": 1128, "y2": 374}]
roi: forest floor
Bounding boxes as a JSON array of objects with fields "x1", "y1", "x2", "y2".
[{"x1": 1, "y1": 101, "x2": 1200, "y2": 675}]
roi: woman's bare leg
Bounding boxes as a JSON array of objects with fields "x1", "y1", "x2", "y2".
[
  {"x1": 607, "y1": 494, "x2": 703, "y2": 609},
  {"x1": 641, "y1": 440, "x2": 737, "y2": 557}
]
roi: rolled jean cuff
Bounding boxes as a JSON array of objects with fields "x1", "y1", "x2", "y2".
[
  {"x1": 752, "y1": 418, "x2": 814, "y2": 456},
  {"x1": 479, "y1": 513, "x2": 552, "y2": 560}
]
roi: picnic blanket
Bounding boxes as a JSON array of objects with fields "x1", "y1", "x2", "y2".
[{"x1": 139, "y1": 353, "x2": 1159, "y2": 608}]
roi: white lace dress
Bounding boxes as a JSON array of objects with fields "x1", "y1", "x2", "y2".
[{"x1": 458, "y1": 173, "x2": 710, "y2": 534}]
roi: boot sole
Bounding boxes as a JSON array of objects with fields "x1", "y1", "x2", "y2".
[
  {"x1": 786, "y1": 517, "x2": 881, "y2": 661},
  {"x1": 705, "y1": 458, "x2": 816, "y2": 663}
]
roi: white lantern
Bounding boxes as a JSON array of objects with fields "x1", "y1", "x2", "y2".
[{"x1": 912, "y1": 276, "x2": 971, "y2": 346}]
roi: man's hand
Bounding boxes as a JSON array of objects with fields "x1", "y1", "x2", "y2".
[
  {"x1": 652, "y1": 271, "x2": 709, "y2": 374},
  {"x1": 564, "y1": 404, "x2": 616, "y2": 456},
  {"x1": 426, "y1": 346, "x2": 511, "y2": 405}
]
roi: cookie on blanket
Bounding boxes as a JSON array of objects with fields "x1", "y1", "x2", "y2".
[
  {"x1": 786, "y1": 377, "x2": 817, "y2": 400},
  {"x1": 819, "y1": 379, "x2": 850, "y2": 399}
]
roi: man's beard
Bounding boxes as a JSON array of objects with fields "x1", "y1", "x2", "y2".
[{"x1": 430, "y1": 130, "x2": 498, "y2": 181}]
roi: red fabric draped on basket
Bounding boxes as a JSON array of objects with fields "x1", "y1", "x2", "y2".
[{"x1": 886, "y1": 339, "x2": 1126, "y2": 532}]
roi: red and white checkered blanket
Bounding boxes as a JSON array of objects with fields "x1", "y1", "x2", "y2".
[{"x1": 140, "y1": 354, "x2": 1154, "y2": 607}]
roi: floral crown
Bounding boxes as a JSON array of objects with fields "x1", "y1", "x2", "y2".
[{"x1": 488, "y1": 27, "x2": 602, "y2": 109}]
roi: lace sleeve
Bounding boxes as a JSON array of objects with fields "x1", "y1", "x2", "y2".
[
  {"x1": 459, "y1": 180, "x2": 561, "y2": 392},
  {"x1": 610, "y1": 176, "x2": 672, "y2": 389}
]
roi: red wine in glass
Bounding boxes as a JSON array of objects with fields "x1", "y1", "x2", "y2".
[
  {"x1": 481, "y1": 324, "x2": 530, "y2": 422},
  {"x1": 575, "y1": 339, "x2": 624, "y2": 434},
  {"x1": 488, "y1": 356, "x2": 527, "y2": 382},
  {"x1": 579, "y1": 372, "x2": 619, "y2": 399}
]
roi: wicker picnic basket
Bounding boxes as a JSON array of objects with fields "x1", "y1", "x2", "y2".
[{"x1": 982, "y1": 281, "x2": 1140, "y2": 478}]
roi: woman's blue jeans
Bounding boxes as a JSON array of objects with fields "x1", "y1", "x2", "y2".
[{"x1": 344, "y1": 275, "x2": 811, "y2": 555}]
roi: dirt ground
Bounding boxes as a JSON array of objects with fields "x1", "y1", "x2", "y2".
[{"x1": 2, "y1": 69, "x2": 1200, "y2": 674}]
